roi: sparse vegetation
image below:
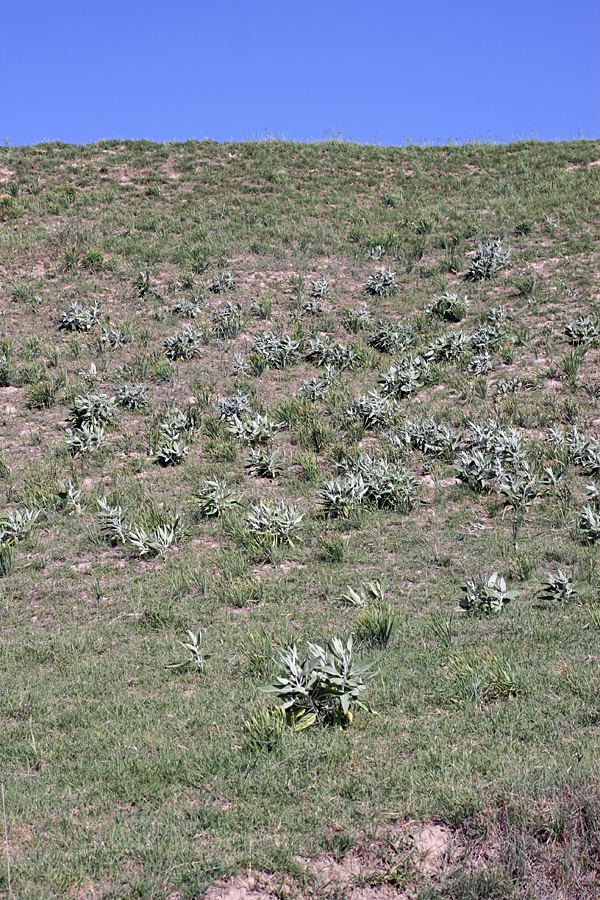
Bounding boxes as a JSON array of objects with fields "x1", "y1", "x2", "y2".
[{"x1": 2, "y1": 136, "x2": 600, "y2": 899}]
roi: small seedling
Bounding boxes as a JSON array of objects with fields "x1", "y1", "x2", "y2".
[{"x1": 166, "y1": 630, "x2": 205, "y2": 671}]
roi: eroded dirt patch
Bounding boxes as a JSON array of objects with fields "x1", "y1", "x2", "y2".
[
  {"x1": 204, "y1": 874, "x2": 280, "y2": 900},
  {"x1": 204, "y1": 821, "x2": 457, "y2": 900}
]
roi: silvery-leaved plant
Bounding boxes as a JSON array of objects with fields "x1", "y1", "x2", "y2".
[
  {"x1": 458, "y1": 448, "x2": 496, "y2": 493},
  {"x1": 488, "y1": 305, "x2": 509, "y2": 325},
  {"x1": 391, "y1": 416, "x2": 461, "y2": 460},
  {"x1": 115, "y1": 383, "x2": 148, "y2": 410},
  {"x1": 341, "y1": 579, "x2": 386, "y2": 608},
  {"x1": 228, "y1": 413, "x2": 280, "y2": 445},
  {"x1": 172, "y1": 298, "x2": 202, "y2": 319},
  {"x1": 166, "y1": 630, "x2": 205, "y2": 671},
  {"x1": 470, "y1": 323, "x2": 502, "y2": 354},
  {"x1": 494, "y1": 377, "x2": 523, "y2": 397},
  {"x1": 0, "y1": 508, "x2": 39, "y2": 545},
  {"x1": 299, "y1": 296, "x2": 323, "y2": 316},
  {"x1": 424, "y1": 331, "x2": 470, "y2": 362},
  {"x1": 496, "y1": 463, "x2": 539, "y2": 507},
  {"x1": 153, "y1": 428, "x2": 189, "y2": 466},
  {"x1": 66, "y1": 422, "x2": 106, "y2": 454},
  {"x1": 232, "y1": 351, "x2": 250, "y2": 375},
  {"x1": 337, "y1": 452, "x2": 420, "y2": 513},
  {"x1": 378, "y1": 355, "x2": 430, "y2": 398},
  {"x1": 251, "y1": 332, "x2": 301, "y2": 370},
  {"x1": 426, "y1": 291, "x2": 468, "y2": 322},
  {"x1": 212, "y1": 300, "x2": 243, "y2": 339},
  {"x1": 565, "y1": 315, "x2": 599, "y2": 347},
  {"x1": 569, "y1": 428, "x2": 599, "y2": 471},
  {"x1": 346, "y1": 391, "x2": 397, "y2": 430},
  {"x1": 580, "y1": 504, "x2": 600, "y2": 544},
  {"x1": 218, "y1": 391, "x2": 253, "y2": 421},
  {"x1": 467, "y1": 237, "x2": 510, "y2": 281},
  {"x1": 127, "y1": 513, "x2": 182, "y2": 558},
  {"x1": 208, "y1": 271, "x2": 236, "y2": 294},
  {"x1": 245, "y1": 447, "x2": 281, "y2": 479},
  {"x1": 468, "y1": 420, "x2": 527, "y2": 470},
  {"x1": 0, "y1": 353, "x2": 15, "y2": 387},
  {"x1": 299, "y1": 377, "x2": 328, "y2": 401},
  {"x1": 134, "y1": 270, "x2": 151, "y2": 298},
  {"x1": 304, "y1": 336, "x2": 357, "y2": 370},
  {"x1": 68, "y1": 393, "x2": 117, "y2": 428},
  {"x1": 58, "y1": 300, "x2": 101, "y2": 332},
  {"x1": 262, "y1": 635, "x2": 375, "y2": 728},
  {"x1": 58, "y1": 479, "x2": 83, "y2": 514},
  {"x1": 97, "y1": 497, "x2": 129, "y2": 545},
  {"x1": 101, "y1": 326, "x2": 131, "y2": 349},
  {"x1": 163, "y1": 326, "x2": 204, "y2": 360},
  {"x1": 317, "y1": 474, "x2": 367, "y2": 518},
  {"x1": 458, "y1": 573, "x2": 519, "y2": 615},
  {"x1": 364, "y1": 267, "x2": 398, "y2": 298},
  {"x1": 245, "y1": 500, "x2": 303, "y2": 546},
  {"x1": 368, "y1": 320, "x2": 415, "y2": 355},
  {"x1": 539, "y1": 571, "x2": 577, "y2": 604},
  {"x1": 311, "y1": 277, "x2": 331, "y2": 299},
  {"x1": 196, "y1": 477, "x2": 243, "y2": 518},
  {"x1": 469, "y1": 351, "x2": 493, "y2": 374}
]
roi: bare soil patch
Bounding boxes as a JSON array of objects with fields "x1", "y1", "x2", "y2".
[{"x1": 204, "y1": 821, "x2": 457, "y2": 900}]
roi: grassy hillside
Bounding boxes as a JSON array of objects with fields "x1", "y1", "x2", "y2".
[{"x1": 1, "y1": 137, "x2": 600, "y2": 899}]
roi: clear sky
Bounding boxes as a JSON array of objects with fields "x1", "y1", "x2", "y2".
[{"x1": 1, "y1": 0, "x2": 598, "y2": 147}]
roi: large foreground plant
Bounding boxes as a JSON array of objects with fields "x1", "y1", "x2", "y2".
[{"x1": 262, "y1": 636, "x2": 375, "y2": 728}]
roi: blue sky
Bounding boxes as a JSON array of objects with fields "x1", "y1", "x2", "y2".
[{"x1": 1, "y1": 0, "x2": 598, "y2": 146}]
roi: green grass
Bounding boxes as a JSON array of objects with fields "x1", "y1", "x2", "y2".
[{"x1": 1, "y1": 136, "x2": 600, "y2": 898}]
